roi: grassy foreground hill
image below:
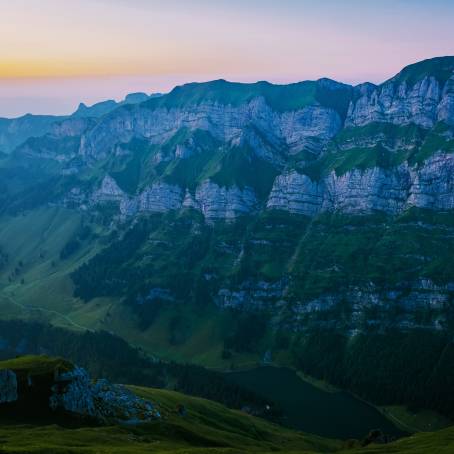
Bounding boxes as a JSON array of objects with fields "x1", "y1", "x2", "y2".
[
  {"x1": 0, "y1": 356, "x2": 339, "y2": 453},
  {"x1": 1, "y1": 408, "x2": 454, "y2": 454},
  {"x1": 1, "y1": 356, "x2": 454, "y2": 453}
]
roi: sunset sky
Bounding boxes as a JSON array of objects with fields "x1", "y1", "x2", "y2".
[{"x1": 1, "y1": 0, "x2": 454, "y2": 117}]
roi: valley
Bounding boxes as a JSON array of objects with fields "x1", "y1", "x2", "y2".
[{"x1": 0, "y1": 56, "x2": 454, "y2": 451}]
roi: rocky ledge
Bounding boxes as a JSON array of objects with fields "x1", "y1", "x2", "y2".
[{"x1": 267, "y1": 152, "x2": 454, "y2": 215}]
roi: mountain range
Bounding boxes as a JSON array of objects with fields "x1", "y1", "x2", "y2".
[
  {"x1": 0, "y1": 92, "x2": 160, "y2": 154},
  {"x1": 0, "y1": 56, "x2": 453, "y2": 425}
]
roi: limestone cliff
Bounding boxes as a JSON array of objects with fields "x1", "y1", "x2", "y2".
[
  {"x1": 267, "y1": 152, "x2": 454, "y2": 215},
  {"x1": 6, "y1": 56, "x2": 454, "y2": 223}
]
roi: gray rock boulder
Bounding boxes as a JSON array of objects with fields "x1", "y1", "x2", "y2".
[{"x1": 49, "y1": 367, "x2": 159, "y2": 424}]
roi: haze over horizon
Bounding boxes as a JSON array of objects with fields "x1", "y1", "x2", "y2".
[{"x1": 1, "y1": 0, "x2": 454, "y2": 117}]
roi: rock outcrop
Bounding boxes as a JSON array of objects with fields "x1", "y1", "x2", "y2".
[
  {"x1": 92, "y1": 175, "x2": 258, "y2": 220},
  {"x1": 0, "y1": 359, "x2": 159, "y2": 425},
  {"x1": 195, "y1": 181, "x2": 258, "y2": 220},
  {"x1": 49, "y1": 367, "x2": 159, "y2": 424},
  {"x1": 266, "y1": 172, "x2": 324, "y2": 216},
  {"x1": 267, "y1": 152, "x2": 454, "y2": 215},
  {"x1": 79, "y1": 96, "x2": 343, "y2": 161},
  {"x1": 346, "y1": 69, "x2": 454, "y2": 128}
]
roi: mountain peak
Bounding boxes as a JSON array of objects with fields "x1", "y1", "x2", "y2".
[
  {"x1": 123, "y1": 92, "x2": 149, "y2": 104},
  {"x1": 387, "y1": 55, "x2": 454, "y2": 86}
]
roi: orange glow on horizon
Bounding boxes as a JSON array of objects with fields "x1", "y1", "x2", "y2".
[{"x1": 0, "y1": 0, "x2": 453, "y2": 117}]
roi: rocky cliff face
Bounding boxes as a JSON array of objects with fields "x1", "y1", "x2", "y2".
[
  {"x1": 79, "y1": 96, "x2": 342, "y2": 162},
  {"x1": 90, "y1": 146, "x2": 453, "y2": 220},
  {"x1": 5, "y1": 57, "x2": 453, "y2": 222},
  {"x1": 346, "y1": 76, "x2": 446, "y2": 128},
  {"x1": 267, "y1": 151, "x2": 454, "y2": 215},
  {"x1": 57, "y1": 58, "x2": 449, "y2": 221},
  {"x1": 214, "y1": 277, "x2": 453, "y2": 332},
  {"x1": 92, "y1": 175, "x2": 259, "y2": 220},
  {"x1": 267, "y1": 172, "x2": 324, "y2": 216},
  {"x1": 194, "y1": 181, "x2": 258, "y2": 220},
  {"x1": 93, "y1": 176, "x2": 184, "y2": 215}
]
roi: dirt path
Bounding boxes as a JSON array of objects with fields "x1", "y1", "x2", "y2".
[{"x1": 1, "y1": 292, "x2": 93, "y2": 332}]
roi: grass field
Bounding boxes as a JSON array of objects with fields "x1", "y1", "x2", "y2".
[
  {"x1": 378, "y1": 406, "x2": 453, "y2": 434},
  {"x1": 0, "y1": 207, "x2": 109, "y2": 330},
  {"x1": 0, "y1": 355, "x2": 342, "y2": 453},
  {"x1": 0, "y1": 383, "x2": 453, "y2": 453}
]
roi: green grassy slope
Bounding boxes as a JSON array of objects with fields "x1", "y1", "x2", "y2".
[
  {"x1": 387, "y1": 56, "x2": 454, "y2": 86},
  {"x1": 345, "y1": 427, "x2": 454, "y2": 454},
  {"x1": 0, "y1": 376, "x2": 453, "y2": 453},
  {"x1": 1, "y1": 414, "x2": 452, "y2": 454},
  {"x1": 0, "y1": 356, "x2": 452, "y2": 454},
  {"x1": 0, "y1": 207, "x2": 117, "y2": 331},
  {"x1": 0, "y1": 356, "x2": 341, "y2": 454},
  {"x1": 2, "y1": 206, "x2": 453, "y2": 373},
  {"x1": 302, "y1": 122, "x2": 454, "y2": 180},
  {"x1": 139, "y1": 78, "x2": 353, "y2": 117}
]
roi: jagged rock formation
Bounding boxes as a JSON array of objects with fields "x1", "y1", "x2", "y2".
[
  {"x1": 346, "y1": 73, "x2": 454, "y2": 128},
  {"x1": 267, "y1": 152, "x2": 454, "y2": 215},
  {"x1": 78, "y1": 92, "x2": 346, "y2": 161},
  {"x1": 49, "y1": 367, "x2": 159, "y2": 424},
  {"x1": 194, "y1": 181, "x2": 258, "y2": 220},
  {"x1": 2, "y1": 58, "x2": 452, "y2": 221},
  {"x1": 92, "y1": 175, "x2": 259, "y2": 220}
]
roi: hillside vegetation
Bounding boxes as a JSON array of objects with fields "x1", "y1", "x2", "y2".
[{"x1": 1, "y1": 356, "x2": 453, "y2": 454}]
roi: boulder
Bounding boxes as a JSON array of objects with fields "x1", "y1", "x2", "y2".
[{"x1": 49, "y1": 367, "x2": 159, "y2": 424}]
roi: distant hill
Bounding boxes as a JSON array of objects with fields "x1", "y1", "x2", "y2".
[
  {"x1": 71, "y1": 92, "x2": 162, "y2": 118},
  {"x1": 0, "y1": 92, "x2": 162, "y2": 154}
]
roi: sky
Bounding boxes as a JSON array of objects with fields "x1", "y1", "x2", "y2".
[{"x1": 1, "y1": 0, "x2": 454, "y2": 117}]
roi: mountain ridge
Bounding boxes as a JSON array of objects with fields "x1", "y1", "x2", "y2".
[{"x1": 0, "y1": 92, "x2": 162, "y2": 154}]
